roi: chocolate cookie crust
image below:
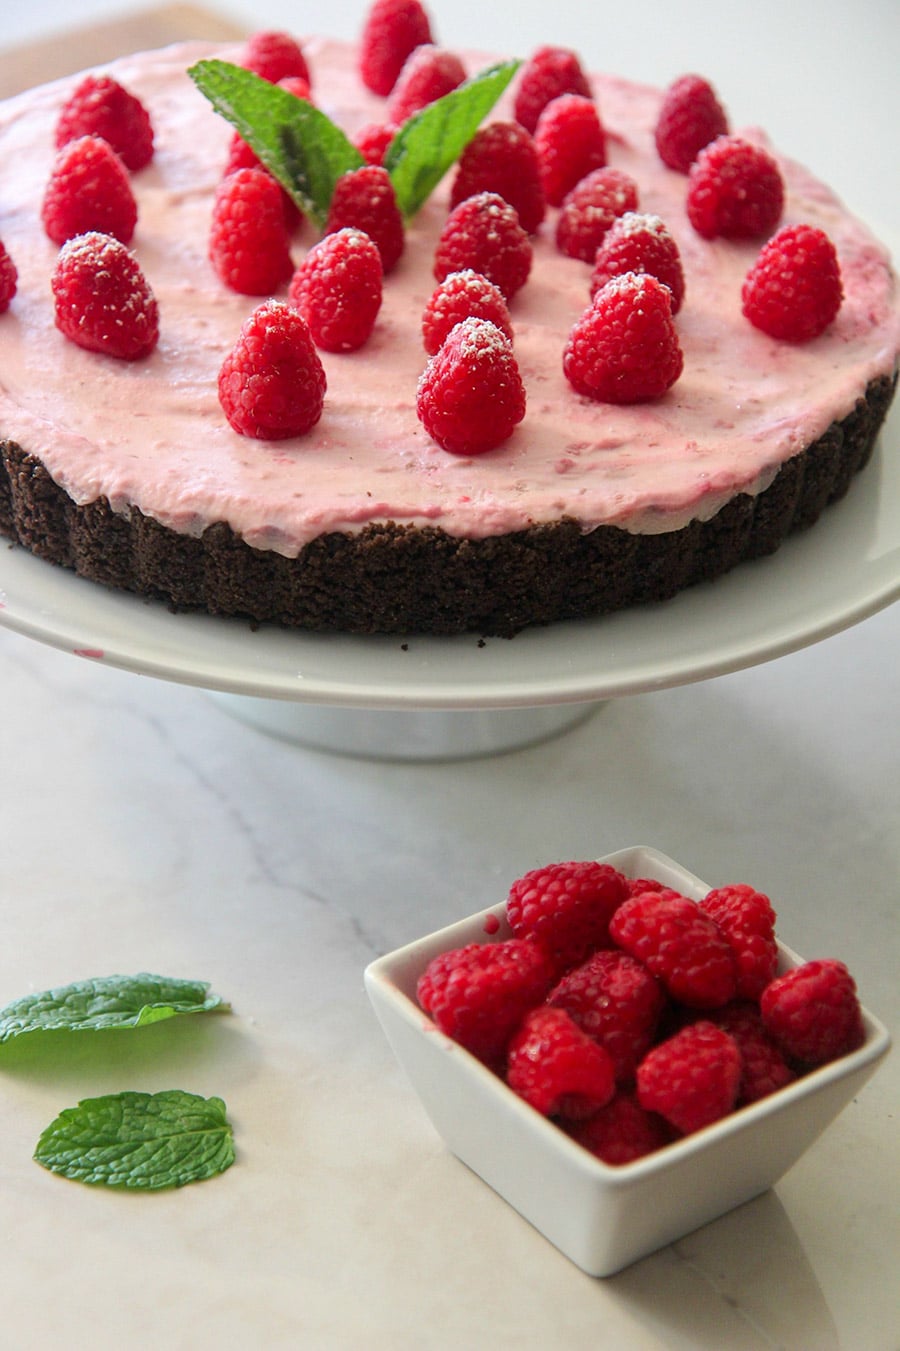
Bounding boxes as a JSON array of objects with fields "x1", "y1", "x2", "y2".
[{"x1": 0, "y1": 374, "x2": 895, "y2": 637}]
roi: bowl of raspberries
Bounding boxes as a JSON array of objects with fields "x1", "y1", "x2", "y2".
[{"x1": 364, "y1": 846, "x2": 889, "y2": 1277}]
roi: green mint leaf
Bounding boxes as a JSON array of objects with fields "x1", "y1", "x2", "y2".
[
  {"x1": 34, "y1": 1090, "x2": 235, "y2": 1189},
  {"x1": 383, "y1": 60, "x2": 521, "y2": 218},
  {"x1": 188, "y1": 58, "x2": 364, "y2": 227},
  {"x1": 0, "y1": 973, "x2": 228, "y2": 1043}
]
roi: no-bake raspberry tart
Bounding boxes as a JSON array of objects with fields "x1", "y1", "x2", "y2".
[{"x1": 0, "y1": 7, "x2": 897, "y2": 637}]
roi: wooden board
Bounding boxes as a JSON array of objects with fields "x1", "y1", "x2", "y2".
[{"x1": 0, "y1": 4, "x2": 246, "y2": 98}]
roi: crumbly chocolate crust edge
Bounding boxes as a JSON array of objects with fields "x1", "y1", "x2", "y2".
[{"x1": 0, "y1": 372, "x2": 895, "y2": 637}]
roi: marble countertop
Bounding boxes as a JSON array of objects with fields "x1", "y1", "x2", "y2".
[{"x1": 0, "y1": 3, "x2": 898, "y2": 1348}]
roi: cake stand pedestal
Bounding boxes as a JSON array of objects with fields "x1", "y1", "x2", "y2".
[{"x1": 206, "y1": 690, "x2": 600, "y2": 759}]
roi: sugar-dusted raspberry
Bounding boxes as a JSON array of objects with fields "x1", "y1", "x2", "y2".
[
  {"x1": 506, "y1": 1006, "x2": 616, "y2": 1120},
  {"x1": 706, "y1": 1001, "x2": 795, "y2": 1104},
  {"x1": 434, "y1": 192, "x2": 532, "y2": 301},
  {"x1": 388, "y1": 45, "x2": 466, "y2": 124},
  {"x1": 637, "y1": 1021, "x2": 741, "y2": 1134},
  {"x1": 506, "y1": 860, "x2": 630, "y2": 974},
  {"x1": 353, "y1": 121, "x2": 398, "y2": 166},
  {"x1": 358, "y1": 0, "x2": 433, "y2": 97},
  {"x1": 209, "y1": 167, "x2": 294, "y2": 295},
  {"x1": 55, "y1": 73, "x2": 154, "y2": 172},
  {"x1": 534, "y1": 94, "x2": 607, "y2": 208},
  {"x1": 548, "y1": 948, "x2": 666, "y2": 1083},
  {"x1": 654, "y1": 74, "x2": 729, "y2": 173},
  {"x1": 218, "y1": 300, "x2": 326, "y2": 440},
  {"x1": 421, "y1": 269, "x2": 512, "y2": 355},
  {"x1": 699, "y1": 883, "x2": 778, "y2": 1001},
  {"x1": 590, "y1": 211, "x2": 685, "y2": 313},
  {"x1": 289, "y1": 227, "x2": 383, "y2": 352},
  {"x1": 609, "y1": 887, "x2": 737, "y2": 1009},
  {"x1": 416, "y1": 317, "x2": 526, "y2": 456},
  {"x1": 686, "y1": 134, "x2": 784, "y2": 240},
  {"x1": 514, "y1": 45, "x2": 592, "y2": 135},
  {"x1": 760, "y1": 959, "x2": 865, "y2": 1067},
  {"x1": 326, "y1": 165, "x2": 405, "y2": 274},
  {"x1": 449, "y1": 122, "x2": 546, "y2": 234},
  {"x1": 742, "y1": 223, "x2": 843, "y2": 343},
  {"x1": 567, "y1": 1090, "x2": 672, "y2": 1165},
  {"x1": 564, "y1": 272, "x2": 683, "y2": 405},
  {"x1": 51, "y1": 231, "x2": 158, "y2": 361},
  {"x1": 240, "y1": 30, "x2": 310, "y2": 85},
  {"x1": 0, "y1": 240, "x2": 18, "y2": 313},
  {"x1": 41, "y1": 135, "x2": 137, "y2": 246},
  {"x1": 416, "y1": 937, "x2": 555, "y2": 1065},
  {"x1": 554, "y1": 166, "x2": 639, "y2": 263}
]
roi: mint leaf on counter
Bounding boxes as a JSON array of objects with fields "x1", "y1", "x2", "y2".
[
  {"x1": 189, "y1": 58, "x2": 364, "y2": 227},
  {"x1": 383, "y1": 59, "x2": 521, "y2": 217},
  {"x1": 0, "y1": 973, "x2": 228, "y2": 1043},
  {"x1": 34, "y1": 1090, "x2": 235, "y2": 1189}
]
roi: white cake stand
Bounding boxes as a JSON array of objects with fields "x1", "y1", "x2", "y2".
[{"x1": 1, "y1": 400, "x2": 897, "y2": 759}]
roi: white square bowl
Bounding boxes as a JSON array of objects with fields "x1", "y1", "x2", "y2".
[{"x1": 364, "y1": 846, "x2": 891, "y2": 1277}]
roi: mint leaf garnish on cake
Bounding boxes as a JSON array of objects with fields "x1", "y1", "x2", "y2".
[
  {"x1": 34, "y1": 1090, "x2": 235, "y2": 1189},
  {"x1": 382, "y1": 60, "x2": 520, "y2": 216},
  {"x1": 188, "y1": 55, "x2": 519, "y2": 224},
  {"x1": 0, "y1": 973, "x2": 228, "y2": 1042},
  {"x1": 189, "y1": 59, "x2": 364, "y2": 227}
]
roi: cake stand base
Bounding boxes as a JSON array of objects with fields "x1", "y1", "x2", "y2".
[{"x1": 205, "y1": 693, "x2": 602, "y2": 760}]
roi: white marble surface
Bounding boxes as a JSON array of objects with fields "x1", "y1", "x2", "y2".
[{"x1": 0, "y1": 1, "x2": 898, "y2": 1347}]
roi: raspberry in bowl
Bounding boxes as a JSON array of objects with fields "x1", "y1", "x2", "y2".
[{"x1": 364, "y1": 846, "x2": 890, "y2": 1277}]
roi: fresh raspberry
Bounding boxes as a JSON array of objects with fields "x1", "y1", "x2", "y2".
[
  {"x1": 240, "y1": 30, "x2": 310, "y2": 86},
  {"x1": 741, "y1": 223, "x2": 843, "y2": 342},
  {"x1": 41, "y1": 135, "x2": 137, "y2": 246},
  {"x1": 654, "y1": 74, "x2": 729, "y2": 173},
  {"x1": 388, "y1": 45, "x2": 466, "y2": 124},
  {"x1": 277, "y1": 74, "x2": 313, "y2": 102},
  {"x1": 590, "y1": 211, "x2": 685, "y2": 314},
  {"x1": 609, "y1": 888, "x2": 737, "y2": 1009},
  {"x1": 222, "y1": 128, "x2": 304, "y2": 231},
  {"x1": 686, "y1": 134, "x2": 784, "y2": 240},
  {"x1": 567, "y1": 1091, "x2": 672, "y2": 1165},
  {"x1": 637, "y1": 1021, "x2": 741, "y2": 1134},
  {"x1": 706, "y1": 1002, "x2": 795, "y2": 1104},
  {"x1": 325, "y1": 165, "x2": 405, "y2": 274},
  {"x1": 506, "y1": 860, "x2": 629, "y2": 973},
  {"x1": 433, "y1": 192, "x2": 532, "y2": 301},
  {"x1": 209, "y1": 167, "x2": 294, "y2": 295},
  {"x1": 699, "y1": 883, "x2": 778, "y2": 1000},
  {"x1": 55, "y1": 74, "x2": 154, "y2": 172},
  {"x1": 51, "y1": 231, "x2": 158, "y2": 361},
  {"x1": 218, "y1": 300, "x2": 326, "y2": 440},
  {"x1": 449, "y1": 122, "x2": 546, "y2": 234},
  {"x1": 534, "y1": 94, "x2": 607, "y2": 208},
  {"x1": 416, "y1": 317, "x2": 526, "y2": 455},
  {"x1": 288, "y1": 227, "x2": 383, "y2": 352},
  {"x1": 563, "y1": 273, "x2": 684, "y2": 405},
  {"x1": 514, "y1": 45, "x2": 592, "y2": 135},
  {"x1": 554, "y1": 166, "x2": 638, "y2": 262},
  {"x1": 416, "y1": 938, "x2": 555, "y2": 1065},
  {"x1": 0, "y1": 240, "x2": 18, "y2": 313},
  {"x1": 506, "y1": 1006, "x2": 616, "y2": 1120},
  {"x1": 352, "y1": 121, "x2": 398, "y2": 166},
  {"x1": 358, "y1": 0, "x2": 433, "y2": 97},
  {"x1": 548, "y1": 949, "x2": 666, "y2": 1083},
  {"x1": 760, "y1": 959, "x2": 865, "y2": 1067},
  {"x1": 627, "y1": 877, "x2": 675, "y2": 896},
  {"x1": 421, "y1": 269, "x2": 512, "y2": 355}
]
